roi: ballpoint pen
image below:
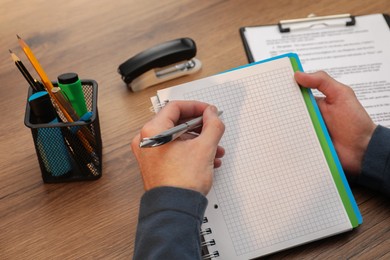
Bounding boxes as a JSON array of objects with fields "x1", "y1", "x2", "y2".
[{"x1": 139, "y1": 111, "x2": 223, "y2": 148}]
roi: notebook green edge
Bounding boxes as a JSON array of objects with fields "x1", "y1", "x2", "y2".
[{"x1": 291, "y1": 54, "x2": 361, "y2": 227}]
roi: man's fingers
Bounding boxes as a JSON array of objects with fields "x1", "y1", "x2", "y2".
[
  {"x1": 198, "y1": 105, "x2": 225, "y2": 148},
  {"x1": 214, "y1": 146, "x2": 225, "y2": 168},
  {"x1": 158, "y1": 100, "x2": 210, "y2": 122},
  {"x1": 215, "y1": 145, "x2": 225, "y2": 159},
  {"x1": 214, "y1": 158, "x2": 222, "y2": 168},
  {"x1": 142, "y1": 101, "x2": 210, "y2": 136},
  {"x1": 295, "y1": 71, "x2": 349, "y2": 103}
]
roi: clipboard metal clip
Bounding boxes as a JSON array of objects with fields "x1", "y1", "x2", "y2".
[{"x1": 278, "y1": 13, "x2": 356, "y2": 33}]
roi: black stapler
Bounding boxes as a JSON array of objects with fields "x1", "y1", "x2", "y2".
[{"x1": 118, "y1": 38, "x2": 202, "y2": 92}]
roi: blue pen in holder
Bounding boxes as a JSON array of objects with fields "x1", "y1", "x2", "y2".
[{"x1": 24, "y1": 80, "x2": 102, "y2": 183}]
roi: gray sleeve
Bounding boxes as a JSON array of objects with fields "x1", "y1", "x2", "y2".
[
  {"x1": 358, "y1": 125, "x2": 390, "y2": 196},
  {"x1": 133, "y1": 186, "x2": 208, "y2": 260}
]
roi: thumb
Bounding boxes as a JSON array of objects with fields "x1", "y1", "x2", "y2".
[
  {"x1": 295, "y1": 71, "x2": 346, "y2": 103},
  {"x1": 198, "y1": 105, "x2": 225, "y2": 148}
]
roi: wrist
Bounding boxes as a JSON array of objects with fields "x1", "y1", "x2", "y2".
[
  {"x1": 340, "y1": 123, "x2": 376, "y2": 175},
  {"x1": 358, "y1": 125, "x2": 390, "y2": 194},
  {"x1": 358, "y1": 124, "x2": 377, "y2": 171}
]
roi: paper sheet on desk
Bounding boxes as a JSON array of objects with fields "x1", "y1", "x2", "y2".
[{"x1": 243, "y1": 14, "x2": 390, "y2": 127}]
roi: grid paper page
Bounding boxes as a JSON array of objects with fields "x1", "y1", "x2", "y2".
[{"x1": 156, "y1": 57, "x2": 352, "y2": 259}]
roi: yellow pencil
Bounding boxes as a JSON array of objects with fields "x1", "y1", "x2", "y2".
[
  {"x1": 17, "y1": 35, "x2": 55, "y2": 92},
  {"x1": 17, "y1": 35, "x2": 95, "y2": 155},
  {"x1": 16, "y1": 35, "x2": 73, "y2": 119}
]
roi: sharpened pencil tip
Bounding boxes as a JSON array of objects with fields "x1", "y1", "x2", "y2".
[
  {"x1": 16, "y1": 34, "x2": 21, "y2": 39},
  {"x1": 9, "y1": 49, "x2": 13, "y2": 53}
]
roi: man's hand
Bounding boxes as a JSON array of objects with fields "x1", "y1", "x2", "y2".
[
  {"x1": 295, "y1": 71, "x2": 376, "y2": 175},
  {"x1": 131, "y1": 101, "x2": 225, "y2": 195}
]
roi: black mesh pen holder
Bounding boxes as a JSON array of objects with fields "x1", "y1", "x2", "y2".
[{"x1": 24, "y1": 80, "x2": 103, "y2": 183}]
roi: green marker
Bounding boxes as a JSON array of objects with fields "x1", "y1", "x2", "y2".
[{"x1": 57, "y1": 72, "x2": 88, "y2": 117}]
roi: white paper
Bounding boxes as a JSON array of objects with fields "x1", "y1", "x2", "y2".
[{"x1": 243, "y1": 14, "x2": 390, "y2": 127}]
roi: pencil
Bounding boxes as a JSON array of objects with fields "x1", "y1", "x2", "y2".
[
  {"x1": 17, "y1": 35, "x2": 95, "y2": 155},
  {"x1": 17, "y1": 35, "x2": 75, "y2": 121},
  {"x1": 51, "y1": 87, "x2": 80, "y2": 121},
  {"x1": 9, "y1": 49, "x2": 41, "y2": 92},
  {"x1": 17, "y1": 35, "x2": 56, "y2": 93}
]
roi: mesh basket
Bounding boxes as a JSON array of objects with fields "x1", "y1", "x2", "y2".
[{"x1": 24, "y1": 80, "x2": 102, "y2": 183}]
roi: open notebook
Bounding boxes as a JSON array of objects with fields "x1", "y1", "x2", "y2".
[{"x1": 151, "y1": 53, "x2": 361, "y2": 259}]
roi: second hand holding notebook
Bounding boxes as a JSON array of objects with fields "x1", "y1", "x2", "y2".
[{"x1": 151, "y1": 53, "x2": 361, "y2": 259}]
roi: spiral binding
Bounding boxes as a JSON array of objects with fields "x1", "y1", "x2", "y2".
[
  {"x1": 203, "y1": 251, "x2": 220, "y2": 259},
  {"x1": 201, "y1": 239, "x2": 215, "y2": 247},
  {"x1": 200, "y1": 227, "x2": 212, "y2": 236},
  {"x1": 201, "y1": 217, "x2": 220, "y2": 259}
]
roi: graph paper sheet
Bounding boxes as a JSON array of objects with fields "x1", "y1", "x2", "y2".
[{"x1": 155, "y1": 55, "x2": 353, "y2": 259}]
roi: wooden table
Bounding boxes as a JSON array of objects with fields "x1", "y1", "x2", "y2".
[{"x1": 1, "y1": 0, "x2": 389, "y2": 258}]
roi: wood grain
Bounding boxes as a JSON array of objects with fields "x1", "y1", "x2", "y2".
[{"x1": 1, "y1": 0, "x2": 389, "y2": 258}]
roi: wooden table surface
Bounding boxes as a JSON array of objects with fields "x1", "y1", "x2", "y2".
[{"x1": 1, "y1": 0, "x2": 389, "y2": 259}]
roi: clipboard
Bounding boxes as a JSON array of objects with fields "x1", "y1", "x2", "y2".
[
  {"x1": 239, "y1": 13, "x2": 390, "y2": 128},
  {"x1": 240, "y1": 13, "x2": 390, "y2": 63}
]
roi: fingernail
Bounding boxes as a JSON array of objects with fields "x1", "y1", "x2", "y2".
[{"x1": 209, "y1": 105, "x2": 218, "y2": 114}]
